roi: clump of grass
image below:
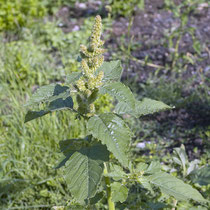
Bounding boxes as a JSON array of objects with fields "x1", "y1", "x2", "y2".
[{"x1": 0, "y1": 85, "x2": 86, "y2": 208}]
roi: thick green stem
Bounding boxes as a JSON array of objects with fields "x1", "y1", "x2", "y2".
[{"x1": 104, "y1": 163, "x2": 115, "y2": 210}]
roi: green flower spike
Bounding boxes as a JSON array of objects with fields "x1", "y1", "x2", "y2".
[
  {"x1": 77, "y1": 15, "x2": 106, "y2": 94},
  {"x1": 76, "y1": 15, "x2": 107, "y2": 117}
]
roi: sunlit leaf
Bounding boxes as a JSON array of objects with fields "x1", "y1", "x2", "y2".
[
  {"x1": 66, "y1": 72, "x2": 82, "y2": 84},
  {"x1": 25, "y1": 83, "x2": 69, "y2": 106},
  {"x1": 111, "y1": 182, "x2": 128, "y2": 203},
  {"x1": 100, "y1": 82, "x2": 135, "y2": 110},
  {"x1": 88, "y1": 113, "x2": 132, "y2": 167},
  {"x1": 65, "y1": 144, "x2": 109, "y2": 202},
  {"x1": 115, "y1": 98, "x2": 172, "y2": 117},
  {"x1": 138, "y1": 176, "x2": 154, "y2": 194},
  {"x1": 104, "y1": 164, "x2": 127, "y2": 181},
  {"x1": 25, "y1": 96, "x2": 73, "y2": 122},
  {"x1": 56, "y1": 138, "x2": 88, "y2": 169},
  {"x1": 190, "y1": 165, "x2": 210, "y2": 186},
  {"x1": 148, "y1": 172, "x2": 207, "y2": 202},
  {"x1": 96, "y1": 60, "x2": 122, "y2": 82}
]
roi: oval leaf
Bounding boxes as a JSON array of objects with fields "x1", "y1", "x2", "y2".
[
  {"x1": 25, "y1": 83, "x2": 69, "y2": 106},
  {"x1": 25, "y1": 96, "x2": 73, "y2": 123},
  {"x1": 66, "y1": 72, "x2": 82, "y2": 85},
  {"x1": 190, "y1": 165, "x2": 210, "y2": 186},
  {"x1": 115, "y1": 98, "x2": 172, "y2": 118},
  {"x1": 96, "y1": 60, "x2": 123, "y2": 82},
  {"x1": 135, "y1": 98, "x2": 172, "y2": 117},
  {"x1": 87, "y1": 113, "x2": 132, "y2": 167},
  {"x1": 100, "y1": 82, "x2": 135, "y2": 110},
  {"x1": 111, "y1": 182, "x2": 128, "y2": 203},
  {"x1": 65, "y1": 144, "x2": 109, "y2": 202},
  {"x1": 148, "y1": 172, "x2": 207, "y2": 203}
]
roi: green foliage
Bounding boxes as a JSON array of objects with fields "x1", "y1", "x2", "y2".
[
  {"x1": 25, "y1": 84, "x2": 69, "y2": 106},
  {"x1": 94, "y1": 94, "x2": 114, "y2": 113},
  {"x1": 0, "y1": 40, "x2": 54, "y2": 89},
  {"x1": 111, "y1": 182, "x2": 128, "y2": 203},
  {"x1": 24, "y1": 84, "x2": 73, "y2": 122},
  {"x1": 100, "y1": 81, "x2": 136, "y2": 110},
  {"x1": 108, "y1": 0, "x2": 144, "y2": 17},
  {"x1": 24, "y1": 15, "x2": 208, "y2": 209},
  {"x1": 115, "y1": 98, "x2": 172, "y2": 117},
  {"x1": 190, "y1": 166, "x2": 210, "y2": 186},
  {"x1": 88, "y1": 113, "x2": 132, "y2": 167},
  {"x1": 0, "y1": 0, "x2": 46, "y2": 31},
  {"x1": 97, "y1": 60, "x2": 123, "y2": 82},
  {"x1": 148, "y1": 172, "x2": 206, "y2": 202},
  {"x1": 164, "y1": 0, "x2": 206, "y2": 69},
  {"x1": 0, "y1": 85, "x2": 85, "y2": 208},
  {"x1": 64, "y1": 144, "x2": 109, "y2": 202}
]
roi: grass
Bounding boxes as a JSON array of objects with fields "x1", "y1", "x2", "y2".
[
  {"x1": 0, "y1": 81, "x2": 87, "y2": 209},
  {"x1": 0, "y1": 17, "x2": 90, "y2": 208}
]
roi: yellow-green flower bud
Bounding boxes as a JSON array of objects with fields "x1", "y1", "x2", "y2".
[
  {"x1": 93, "y1": 48, "x2": 107, "y2": 56},
  {"x1": 89, "y1": 55, "x2": 104, "y2": 72},
  {"x1": 98, "y1": 40, "x2": 105, "y2": 47},
  {"x1": 90, "y1": 15, "x2": 102, "y2": 49},
  {"x1": 95, "y1": 71, "x2": 104, "y2": 88},
  {"x1": 97, "y1": 71, "x2": 104, "y2": 81},
  {"x1": 84, "y1": 89, "x2": 92, "y2": 97},
  {"x1": 76, "y1": 78, "x2": 86, "y2": 92},
  {"x1": 88, "y1": 77, "x2": 96, "y2": 90},
  {"x1": 81, "y1": 59, "x2": 93, "y2": 77},
  {"x1": 80, "y1": 45, "x2": 93, "y2": 57},
  {"x1": 89, "y1": 103, "x2": 95, "y2": 113}
]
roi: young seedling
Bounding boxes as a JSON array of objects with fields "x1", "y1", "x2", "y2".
[{"x1": 25, "y1": 15, "x2": 207, "y2": 209}]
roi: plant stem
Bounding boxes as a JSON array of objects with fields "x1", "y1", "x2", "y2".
[
  {"x1": 172, "y1": 199, "x2": 178, "y2": 210},
  {"x1": 104, "y1": 163, "x2": 115, "y2": 210}
]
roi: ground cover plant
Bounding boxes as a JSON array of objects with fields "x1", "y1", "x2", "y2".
[{"x1": 24, "y1": 15, "x2": 209, "y2": 209}]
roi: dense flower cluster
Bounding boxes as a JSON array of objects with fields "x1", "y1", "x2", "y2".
[{"x1": 76, "y1": 15, "x2": 106, "y2": 96}]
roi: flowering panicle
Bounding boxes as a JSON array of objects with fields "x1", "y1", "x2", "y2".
[{"x1": 76, "y1": 15, "x2": 106, "y2": 96}]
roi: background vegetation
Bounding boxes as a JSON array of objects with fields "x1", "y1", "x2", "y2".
[{"x1": 0, "y1": 0, "x2": 209, "y2": 209}]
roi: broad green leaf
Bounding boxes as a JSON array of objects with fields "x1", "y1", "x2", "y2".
[
  {"x1": 96, "y1": 60, "x2": 122, "y2": 82},
  {"x1": 115, "y1": 101, "x2": 133, "y2": 116},
  {"x1": 173, "y1": 144, "x2": 188, "y2": 169},
  {"x1": 187, "y1": 160, "x2": 199, "y2": 176},
  {"x1": 138, "y1": 177, "x2": 154, "y2": 194},
  {"x1": 66, "y1": 72, "x2": 82, "y2": 84},
  {"x1": 190, "y1": 165, "x2": 210, "y2": 186},
  {"x1": 25, "y1": 110, "x2": 49, "y2": 123},
  {"x1": 59, "y1": 139, "x2": 87, "y2": 156},
  {"x1": 146, "y1": 161, "x2": 162, "y2": 174},
  {"x1": 148, "y1": 172, "x2": 207, "y2": 202},
  {"x1": 25, "y1": 96, "x2": 73, "y2": 122},
  {"x1": 65, "y1": 144, "x2": 109, "y2": 202},
  {"x1": 136, "y1": 162, "x2": 148, "y2": 172},
  {"x1": 48, "y1": 97, "x2": 73, "y2": 111},
  {"x1": 104, "y1": 164, "x2": 127, "y2": 181},
  {"x1": 56, "y1": 138, "x2": 88, "y2": 169},
  {"x1": 135, "y1": 98, "x2": 172, "y2": 117},
  {"x1": 87, "y1": 113, "x2": 132, "y2": 167},
  {"x1": 111, "y1": 182, "x2": 128, "y2": 203},
  {"x1": 89, "y1": 191, "x2": 104, "y2": 205},
  {"x1": 25, "y1": 83, "x2": 69, "y2": 106},
  {"x1": 100, "y1": 82, "x2": 135, "y2": 110},
  {"x1": 115, "y1": 98, "x2": 172, "y2": 118}
]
